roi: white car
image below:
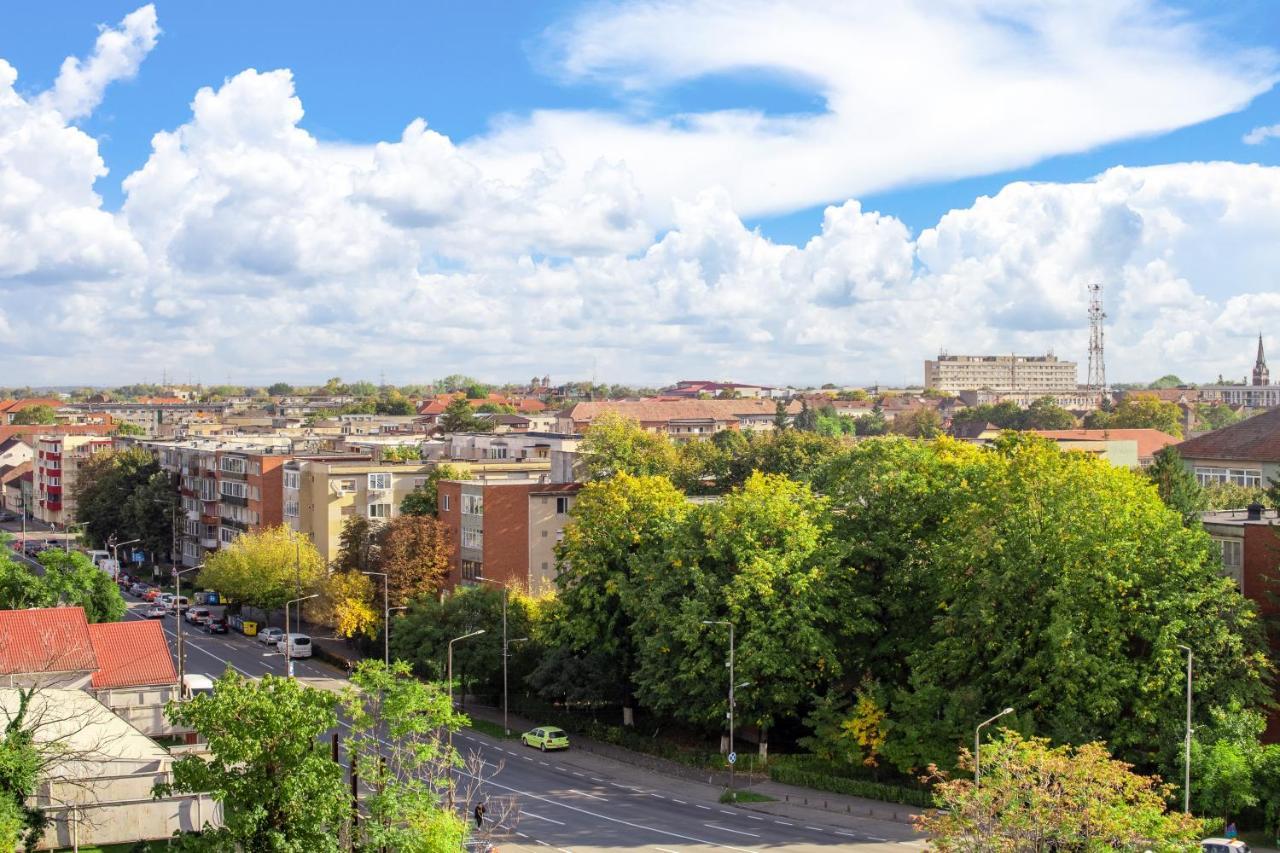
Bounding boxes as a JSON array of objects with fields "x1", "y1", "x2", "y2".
[
  {"x1": 277, "y1": 633, "x2": 312, "y2": 659},
  {"x1": 145, "y1": 603, "x2": 167, "y2": 618},
  {"x1": 1202, "y1": 841, "x2": 1250, "y2": 853},
  {"x1": 257, "y1": 627, "x2": 285, "y2": 646}
]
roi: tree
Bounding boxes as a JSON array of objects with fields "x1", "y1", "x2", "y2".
[
  {"x1": 400, "y1": 465, "x2": 471, "y2": 517},
  {"x1": 1087, "y1": 393, "x2": 1184, "y2": 437},
  {"x1": 890, "y1": 407, "x2": 942, "y2": 438},
  {"x1": 1149, "y1": 374, "x2": 1186, "y2": 389},
  {"x1": 1147, "y1": 447, "x2": 1206, "y2": 526},
  {"x1": 376, "y1": 515, "x2": 451, "y2": 608},
  {"x1": 1196, "y1": 402, "x2": 1242, "y2": 432},
  {"x1": 917, "y1": 730, "x2": 1203, "y2": 849},
  {"x1": 579, "y1": 412, "x2": 678, "y2": 480},
  {"x1": 1192, "y1": 702, "x2": 1265, "y2": 826},
  {"x1": 1023, "y1": 396, "x2": 1077, "y2": 429},
  {"x1": 0, "y1": 691, "x2": 45, "y2": 849},
  {"x1": 543, "y1": 474, "x2": 690, "y2": 725},
  {"x1": 10, "y1": 406, "x2": 56, "y2": 426},
  {"x1": 111, "y1": 421, "x2": 146, "y2": 436},
  {"x1": 333, "y1": 515, "x2": 375, "y2": 573},
  {"x1": 0, "y1": 548, "x2": 124, "y2": 622},
  {"x1": 793, "y1": 399, "x2": 820, "y2": 432},
  {"x1": 267, "y1": 382, "x2": 294, "y2": 396},
  {"x1": 1203, "y1": 482, "x2": 1268, "y2": 511},
  {"x1": 854, "y1": 405, "x2": 888, "y2": 436},
  {"x1": 440, "y1": 396, "x2": 482, "y2": 433},
  {"x1": 199, "y1": 526, "x2": 326, "y2": 616},
  {"x1": 339, "y1": 661, "x2": 471, "y2": 851},
  {"x1": 156, "y1": 671, "x2": 347, "y2": 851},
  {"x1": 318, "y1": 569, "x2": 379, "y2": 640},
  {"x1": 72, "y1": 447, "x2": 165, "y2": 550},
  {"x1": 773, "y1": 400, "x2": 789, "y2": 431},
  {"x1": 952, "y1": 400, "x2": 1026, "y2": 430}
]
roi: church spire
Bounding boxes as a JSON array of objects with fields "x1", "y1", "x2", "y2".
[{"x1": 1254, "y1": 333, "x2": 1270, "y2": 386}]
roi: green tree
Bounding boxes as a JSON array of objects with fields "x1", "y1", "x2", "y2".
[
  {"x1": 721, "y1": 429, "x2": 844, "y2": 490},
  {"x1": 72, "y1": 447, "x2": 164, "y2": 550},
  {"x1": 917, "y1": 730, "x2": 1203, "y2": 849},
  {"x1": 1196, "y1": 402, "x2": 1242, "y2": 432},
  {"x1": 1203, "y1": 482, "x2": 1268, "y2": 511},
  {"x1": 793, "y1": 399, "x2": 820, "y2": 432},
  {"x1": 1192, "y1": 702, "x2": 1265, "y2": 826},
  {"x1": 111, "y1": 421, "x2": 146, "y2": 436},
  {"x1": 267, "y1": 382, "x2": 294, "y2": 396},
  {"x1": 0, "y1": 548, "x2": 124, "y2": 622},
  {"x1": 854, "y1": 406, "x2": 888, "y2": 436},
  {"x1": 0, "y1": 690, "x2": 46, "y2": 850},
  {"x1": 579, "y1": 412, "x2": 678, "y2": 480},
  {"x1": 156, "y1": 671, "x2": 347, "y2": 851},
  {"x1": 10, "y1": 406, "x2": 56, "y2": 426},
  {"x1": 340, "y1": 661, "x2": 470, "y2": 851},
  {"x1": 773, "y1": 400, "x2": 789, "y2": 431},
  {"x1": 952, "y1": 400, "x2": 1027, "y2": 430},
  {"x1": 1149, "y1": 374, "x2": 1186, "y2": 389},
  {"x1": 890, "y1": 407, "x2": 942, "y2": 438},
  {"x1": 440, "y1": 396, "x2": 483, "y2": 432},
  {"x1": 1087, "y1": 393, "x2": 1184, "y2": 437},
  {"x1": 1146, "y1": 447, "x2": 1206, "y2": 526},
  {"x1": 400, "y1": 465, "x2": 471, "y2": 517},
  {"x1": 1023, "y1": 396, "x2": 1077, "y2": 429},
  {"x1": 199, "y1": 525, "x2": 326, "y2": 615},
  {"x1": 543, "y1": 474, "x2": 690, "y2": 724},
  {"x1": 333, "y1": 515, "x2": 375, "y2": 573}
]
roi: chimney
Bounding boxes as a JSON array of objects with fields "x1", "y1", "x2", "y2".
[{"x1": 1247, "y1": 502, "x2": 1264, "y2": 521}]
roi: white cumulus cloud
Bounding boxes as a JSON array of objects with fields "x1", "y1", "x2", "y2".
[
  {"x1": 1244, "y1": 123, "x2": 1280, "y2": 144},
  {"x1": 37, "y1": 4, "x2": 160, "y2": 121}
]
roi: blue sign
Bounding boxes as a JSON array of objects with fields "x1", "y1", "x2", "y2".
[
  {"x1": 132, "y1": 550, "x2": 145, "y2": 564},
  {"x1": 728, "y1": 752, "x2": 737, "y2": 765}
]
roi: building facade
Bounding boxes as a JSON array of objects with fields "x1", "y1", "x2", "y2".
[
  {"x1": 34, "y1": 434, "x2": 112, "y2": 526},
  {"x1": 925, "y1": 354, "x2": 1078, "y2": 394}
]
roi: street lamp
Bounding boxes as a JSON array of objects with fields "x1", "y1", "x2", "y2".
[
  {"x1": 702, "y1": 620, "x2": 742, "y2": 796},
  {"x1": 63, "y1": 521, "x2": 88, "y2": 554},
  {"x1": 110, "y1": 537, "x2": 141, "y2": 581},
  {"x1": 477, "y1": 576, "x2": 525, "y2": 735},
  {"x1": 361, "y1": 571, "x2": 390, "y2": 665},
  {"x1": 173, "y1": 564, "x2": 203, "y2": 695},
  {"x1": 285, "y1": 594, "x2": 319, "y2": 678},
  {"x1": 1177, "y1": 644, "x2": 1193, "y2": 813},
  {"x1": 447, "y1": 629, "x2": 485, "y2": 809},
  {"x1": 974, "y1": 707, "x2": 1014, "y2": 788}
]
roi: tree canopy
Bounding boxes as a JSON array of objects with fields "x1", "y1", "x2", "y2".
[
  {"x1": 199, "y1": 525, "x2": 326, "y2": 614},
  {"x1": 0, "y1": 548, "x2": 125, "y2": 622}
]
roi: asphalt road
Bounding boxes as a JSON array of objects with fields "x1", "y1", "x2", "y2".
[{"x1": 123, "y1": 597, "x2": 922, "y2": 853}]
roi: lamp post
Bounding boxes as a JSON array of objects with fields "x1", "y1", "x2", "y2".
[
  {"x1": 477, "y1": 577, "x2": 526, "y2": 735},
  {"x1": 702, "y1": 620, "x2": 741, "y2": 795},
  {"x1": 361, "y1": 571, "x2": 389, "y2": 665},
  {"x1": 1177, "y1": 644, "x2": 1193, "y2": 813},
  {"x1": 285, "y1": 594, "x2": 319, "y2": 678},
  {"x1": 974, "y1": 707, "x2": 1014, "y2": 788},
  {"x1": 447, "y1": 629, "x2": 485, "y2": 809},
  {"x1": 173, "y1": 564, "x2": 202, "y2": 695},
  {"x1": 111, "y1": 537, "x2": 140, "y2": 582}
]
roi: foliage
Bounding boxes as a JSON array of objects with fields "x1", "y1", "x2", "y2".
[
  {"x1": 333, "y1": 515, "x2": 374, "y2": 573},
  {"x1": 1086, "y1": 393, "x2": 1184, "y2": 437},
  {"x1": 1147, "y1": 447, "x2": 1206, "y2": 526},
  {"x1": 1203, "y1": 483, "x2": 1268, "y2": 511},
  {"x1": 579, "y1": 412, "x2": 678, "y2": 480},
  {"x1": 853, "y1": 406, "x2": 889, "y2": 436},
  {"x1": 199, "y1": 525, "x2": 326, "y2": 613},
  {"x1": 441, "y1": 396, "x2": 488, "y2": 433},
  {"x1": 768, "y1": 756, "x2": 933, "y2": 807},
  {"x1": 267, "y1": 382, "x2": 293, "y2": 396},
  {"x1": 400, "y1": 465, "x2": 471, "y2": 517},
  {"x1": 890, "y1": 407, "x2": 943, "y2": 438},
  {"x1": 156, "y1": 671, "x2": 347, "y2": 852},
  {"x1": 319, "y1": 570, "x2": 380, "y2": 640},
  {"x1": 1196, "y1": 402, "x2": 1242, "y2": 432},
  {"x1": 377, "y1": 514, "x2": 451, "y2": 608},
  {"x1": 380, "y1": 445, "x2": 421, "y2": 462},
  {"x1": 71, "y1": 447, "x2": 166, "y2": 551},
  {"x1": 0, "y1": 549, "x2": 125, "y2": 622},
  {"x1": 540, "y1": 474, "x2": 690, "y2": 722},
  {"x1": 10, "y1": 406, "x2": 56, "y2": 425},
  {"x1": 1192, "y1": 703, "x2": 1265, "y2": 824},
  {"x1": 340, "y1": 661, "x2": 470, "y2": 851},
  {"x1": 793, "y1": 399, "x2": 820, "y2": 431},
  {"x1": 916, "y1": 730, "x2": 1203, "y2": 850},
  {"x1": 111, "y1": 422, "x2": 146, "y2": 436},
  {"x1": 1149, "y1": 374, "x2": 1187, "y2": 389},
  {"x1": 818, "y1": 435, "x2": 1268, "y2": 780},
  {"x1": 952, "y1": 397, "x2": 1076, "y2": 431},
  {"x1": 0, "y1": 693, "x2": 45, "y2": 851}
]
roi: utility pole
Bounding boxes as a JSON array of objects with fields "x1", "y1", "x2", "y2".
[
  {"x1": 974, "y1": 707, "x2": 1014, "y2": 787},
  {"x1": 1178, "y1": 644, "x2": 1193, "y2": 812},
  {"x1": 703, "y1": 620, "x2": 740, "y2": 796},
  {"x1": 174, "y1": 565, "x2": 201, "y2": 695},
  {"x1": 361, "y1": 571, "x2": 390, "y2": 665},
  {"x1": 1086, "y1": 282, "x2": 1107, "y2": 406},
  {"x1": 478, "y1": 577, "x2": 527, "y2": 735},
  {"x1": 447, "y1": 629, "x2": 484, "y2": 809}
]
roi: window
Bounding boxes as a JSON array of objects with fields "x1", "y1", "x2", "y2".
[
  {"x1": 541, "y1": 529, "x2": 549, "y2": 539},
  {"x1": 283, "y1": 470, "x2": 300, "y2": 490},
  {"x1": 413, "y1": 478, "x2": 427, "y2": 489},
  {"x1": 368, "y1": 472, "x2": 391, "y2": 491},
  {"x1": 487, "y1": 447, "x2": 508, "y2": 460},
  {"x1": 284, "y1": 499, "x2": 299, "y2": 518},
  {"x1": 555, "y1": 497, "x2": 570, "y2": 515},
  {"x1": 338, "y1": 478, "x2": 357, "y2": 494},
  {"x1": 441, "y1": 494, "x2": 451, "y2": 512},
  {"x1": 219, "y1": 527, "x2": 238, "y2": 544},
  {"x1": 220, "y1": 480, "x2": 248, "y2": 499},
  {"x1": 1214, "y1": 537, "x2": 1243, "y2": 568},
  {"x1": 220, "y1": 456, "x2": 246, "y2": 474},
  {"x1": 462, "y1": 559, "x2": 482, "y2": 581},
  {"x1": 461, "y1": 529, "x2": 483, "y2": 549},
  {"x1": 369, "y1": 502, "x2": 392, "y2": 520},
  {"x1": 462, "y1": 494, "x2": 484, "y2": 516},
  {"x1": 1195, "y1": 466, "x2": 1262, "y2": 488}
]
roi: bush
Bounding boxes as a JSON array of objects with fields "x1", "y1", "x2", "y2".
[{"x1": 768, "y1": 755, "x2": 934, "y2": 808}]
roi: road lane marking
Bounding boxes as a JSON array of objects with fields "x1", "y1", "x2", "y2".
[
  {"x1": 704, "y1": 824, "x2": 760, "y2": 838},
  {"x1": 652, "y1": 848, "x2": 681, "y2": 853},
  {"x1": 720, "y1": 809, "x2": 735, "y2": 815},
  {"x1": 568, "y1": 788, "x2": 608, "y2": 802},
  {"x1": 695, "y1": 804, "x2": 712, "y2": 810},
  {"x1": 649, "y1": 794, "x2": 665, "y2": 799},
  {"x1": 805, "y1": 826, "x2": 825, "y2": 831},
  {"x1": 672, "y1": 798, "x2": 687, "y2": 804},
  {"x1": 747, "y1": 815, "x2": 762, "y2": 820},
  {"x1": 773, "y1": 820, "x2": 792, "y2": 825},
  {"x1": 521, "y1": 810, "x2": 566, "y2": 826}
]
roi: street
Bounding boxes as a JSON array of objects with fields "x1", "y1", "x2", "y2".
[{"x1": 122, "y1": 598, "x2": 926, "y2": 852}]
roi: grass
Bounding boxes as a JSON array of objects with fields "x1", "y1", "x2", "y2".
[
  {"x1": 466, "y1": 717, "x2": 521, "y2": 740},
  {"x1": 719, "y1": 789, "x2": 775, "y2": 804}
]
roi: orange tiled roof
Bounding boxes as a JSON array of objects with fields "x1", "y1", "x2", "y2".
[
  {"x1": 0, "y1": 607, "x2": 97, "y2": 675},
  {"x1": 562, "y1": 399, "x2": 801, "y2": 424},
  {"x1": 1031, "y1": 429, "x2": 1179, "y2": 460},
  {"x1": 88, "y1": 620, "x2": 178, "y2": 689}
]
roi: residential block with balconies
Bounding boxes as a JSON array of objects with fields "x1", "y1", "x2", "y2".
[{"x1": 34, "y1": 434, "x2": 112, "y2": 526}]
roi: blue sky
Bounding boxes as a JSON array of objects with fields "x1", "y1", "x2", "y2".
[{"x1": 2, "y1": 1, "x2": 1280, "y2": 385}]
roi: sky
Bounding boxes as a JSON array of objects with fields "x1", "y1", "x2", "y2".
[{"x1": 2, "y1": 1, "x2": 1280, "y2": 388}]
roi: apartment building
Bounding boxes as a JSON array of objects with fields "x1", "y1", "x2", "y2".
[
  {"x1": 557, "y1": 399, "x2": 801, "y2": 439},
  {"x1": 437, "y1": 478, "x2": 581, "y2": 592},
  {"x1": 925, "y1": 354, "x2": 1078, "y2": 394},
  {"x1": 34, "y1": 434, "x2": 112, "y2": 526},
  {"x1": 956, "y1": 388, "x2": 1098, "y2": 410},
  {"x1": 65, "y1": 402, "x2": 230, "y2": 437},
  {"x1": 287, "y1": 457, "x2": 552, "y2": 564}
]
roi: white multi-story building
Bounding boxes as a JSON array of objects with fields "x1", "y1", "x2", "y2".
[{"x1": 925, "y1": 354, "x2": 1078, "y2": 394}]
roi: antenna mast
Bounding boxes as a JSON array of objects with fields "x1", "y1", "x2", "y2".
[{"x1": 1086, "y1": 283, "x2": 1107, "y2": 404}]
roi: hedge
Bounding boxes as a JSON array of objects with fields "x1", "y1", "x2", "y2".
[{"x1": 768, "y1": 756, "x2": 935, "y2": 808}]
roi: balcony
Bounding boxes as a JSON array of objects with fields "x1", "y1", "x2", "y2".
[{"x1": 199, "y1": 536, "x2": 218, "y2": 549}]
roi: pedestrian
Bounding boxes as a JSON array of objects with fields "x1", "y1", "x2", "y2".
[
  {"x1": 1225, "y1": 821, "x2": 1237, "y2": 839},
  {"x1": 474, "y1": 801, "x2": 486, "y2": 829}
]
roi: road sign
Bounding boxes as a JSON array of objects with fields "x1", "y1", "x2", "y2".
[{"x1": 728, "y1": 751, "x2": 737, "y2": 765}]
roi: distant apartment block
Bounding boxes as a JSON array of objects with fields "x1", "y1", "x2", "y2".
[
  {"x1": 925, "y1": 354, "x2": 1078, "y2": 394},
  {"x1": 66, "y1": 402, "x2": 230, "y2": 437},
  {"x1": 34, "y1": 434, "x2": 112, "y2": 526},
  {"x1": 557, "y1": 399, "x2": 801, "y2": 439}
]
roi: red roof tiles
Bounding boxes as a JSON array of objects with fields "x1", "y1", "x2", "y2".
[
  {"x1": 87, "y1": 620, "x2": 177, "y2": 689},
  {"x1": 0, "y1": 607, "x2": 97, "y2": 675},
  {"x1": 1174, "y1": 406, "x2": 1280, "y2": 463},
  {"x1": 1031, "y1": 429, "x2": 1180, "y2": 461}
]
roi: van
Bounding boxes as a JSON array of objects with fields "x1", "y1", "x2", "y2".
[
  {"x1": 185, "y1": 606, "x2": 209, "y2": 625},
  {"x1": 277, "y1": 633, "x2": 313, "y2": 659},
  {"x1": 169, "y1": 596, "x2": 189, "y2": 614},
  {"x1": 180, "y1": 673, "x2": 214, "y2": 701},
  {"x1": 86, "y1": 550, "x2": 110, "y2": 567}
]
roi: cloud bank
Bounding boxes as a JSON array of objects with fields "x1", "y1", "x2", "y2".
[{"x1": 0, "y1": 3, "x2": 1278, "y2": 386}]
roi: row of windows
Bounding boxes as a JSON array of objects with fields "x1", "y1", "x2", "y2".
[
  {"x1": 461, "y1": 529, "x2": 483, "y2": 549},
  {"x1": 1194, "y1": 467, "x2": 1262, "y2": 488},
  {"x1": 284, "y1": 499, "x2": 299, "y2": 518},
  {"x1": 462, "y1": 494, "x2": 484, "y2": 516},
  {"x1": 283, "y1": 470, "x2": 300, "y2": 490},
  {"x1": 220, "y1": 503, "x2": 259, "y2": 525},
  {"x1": 369, "y1": 502, "x2": 392, "y2": 519}
]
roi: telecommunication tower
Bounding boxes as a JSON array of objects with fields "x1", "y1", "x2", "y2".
[{"x1": 1086, "y1": 283, "x2": 1107, "y2": 402}]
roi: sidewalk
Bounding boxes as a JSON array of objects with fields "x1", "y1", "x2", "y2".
[{"x1": 461, "y1": 700, "x2": 925, "y2": 839}]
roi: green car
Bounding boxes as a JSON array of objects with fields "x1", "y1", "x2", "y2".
[{"x1": 522, "y1": 726, "x2": 570, "y2": 752}]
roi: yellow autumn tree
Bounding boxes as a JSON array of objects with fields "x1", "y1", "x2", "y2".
[{"x1": 319, "y1": 570, "x2": 379, "y2": 640}]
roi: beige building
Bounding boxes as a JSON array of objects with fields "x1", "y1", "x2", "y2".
[
  {"x1": 287, "y1": 457, "x2": 552, "y2": 563},
  {"x1": 925, "y1": 354, "x2": 1078, "y2": 394}
]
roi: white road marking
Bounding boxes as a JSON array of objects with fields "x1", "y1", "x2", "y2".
[
  {"x1": 774, "y1": 820, "x2": 792, "y2": 826},
  {"x1": 747, "y1": 815, "x2": 763, "y2": 821},
  {"x1": 704, "y1": 824, "x2": 760, "y2": 838},
  {"x1": 568, "y1": 788, "x2": 608, "y2": 802},
  {"x1": 672, "y1": 798, "x2": 687, "y2": 805},
  {"x1": 590, "y1": 777, "x2": 605, "y2": 782},
  {"x1": 521, "y1": 810, "x2": 566, "y2": 826},
  {"x1": 720, "y1": 809, "x2": 736, "y2": 815},
  {"x1": 695, "y1": 804, "x2": 712, "y2": 810},
  {"x1": 539, "y1": 761, "x2": 549, "y2": 766},
  {"x1": 805, "y1": 825, "x2": 824, "y2": 831},
  {"x1": 650, "y1": 794, "x2": 665, "y2": 799},
  {"x1": 652, "y1": 847, "x2": 681, "y2": 853}
]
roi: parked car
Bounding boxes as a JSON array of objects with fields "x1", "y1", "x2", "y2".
[
  {"x1": 158, "y1": 593, "x2": 174, "y2": 608},
  {"x1": 180, "y1": 674, "x2": 215, "y2": 701},
  {"x1": 143, "y1": 589, "x2": 162, "y2": 602},
  {"x1": 0, "y1": 510, "x2": 16, "y2": 522},
  {"x1": 203, "y1": 614, "x2": 228, "y2": 634},
  {"x1": 277, "y1": 633, "x2": 312, "y2": 659},
  {"x1": 128, "y1": 582, "x2": 146, "y2": 596},
  {"x1": 257, "y1": 627, "x2": 285, "y2": 646},
  {"x1": 185, "y1": 607, "x2": 210, "y2": 625},
  {"x1": 1202, "y1": 841, "x2": 1250, "y2": 853},
  {"x1": 145, "y1": 603, "x2": 167, "y2": 618},
  {"x1": 521, "y1": 727, "x2": 570, "y2": 752},
  {"x1": 169, "y1": 596, "x2": 190, "y2": 614}
]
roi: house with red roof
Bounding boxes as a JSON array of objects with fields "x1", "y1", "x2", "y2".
[{"x1": 0, "y1": 607, "x2": 99, "y2": 688}]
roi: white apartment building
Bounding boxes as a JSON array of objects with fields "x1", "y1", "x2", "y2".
[{"x1": 924, "y1": 354, "x2": 1079, "y2": 394}]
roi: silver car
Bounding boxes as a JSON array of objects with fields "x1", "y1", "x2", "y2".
[{"x1": 257, "y1": 626, "x2": 285, "y2": 645}]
